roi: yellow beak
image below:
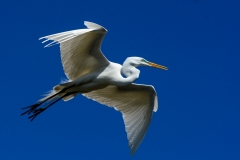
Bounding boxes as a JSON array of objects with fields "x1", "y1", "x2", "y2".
[{"x1": 148, "y1": 62, "x2": 168, "y2": 70}]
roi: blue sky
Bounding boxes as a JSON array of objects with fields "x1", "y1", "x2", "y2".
[{"x1": 1, "y1": 0, "x2": 239, "y2": 159}]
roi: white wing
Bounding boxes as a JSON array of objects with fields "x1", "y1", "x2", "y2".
[
  {"x1": 83, "y1": 83, "x2": 158, "y2": 155},
  {"x1": 39, "y1": 21, "x2": 110, "y2": 80}
]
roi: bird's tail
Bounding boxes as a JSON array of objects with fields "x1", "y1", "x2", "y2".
[
  {"x1": 40, "y1": 88, "x2": 77, "y2": 102},
  {"x1": 52, "y1": 81, "x2": 77, "y2": 101},
  {"x1": 39, "y1": 79, "x2": 72, "y2": 102},
  {"x1": 39, "y1": 90, "x2": 59, "y2": 102}
]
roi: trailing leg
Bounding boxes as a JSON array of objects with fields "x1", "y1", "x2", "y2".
[
  {"x1": 20, "y1": 91, "x2": 60, "y2": 116},
  {"x1": 28, "y1": 96, "x2": 63, "y2": 121},
  {"x1": 21, "y1": 84, "x2": 75, "y2": 121}
]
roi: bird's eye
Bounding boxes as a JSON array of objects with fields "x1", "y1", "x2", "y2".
[{"x1": 141, "y1": 59, "x2": 148, "y2": 63}]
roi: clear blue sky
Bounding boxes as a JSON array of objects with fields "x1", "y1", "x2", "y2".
[{"x1": 1, "y1": 0, "x2": 239, "y2": 159}]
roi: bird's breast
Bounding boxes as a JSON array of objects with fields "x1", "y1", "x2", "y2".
[{"x1": 94, "y1": 62, "x2": 122, "y2": 85}]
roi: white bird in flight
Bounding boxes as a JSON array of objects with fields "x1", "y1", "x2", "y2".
[{"x1": 21, "y1": 21, "x2": 168, "y2": 155}]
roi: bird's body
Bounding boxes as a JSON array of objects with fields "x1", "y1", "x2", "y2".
[
  {"x1": 21, "y1": 21, "x2": 168, "y2": 155},
  {"x1": 55, "y1": 60, "x2": 139, "y2": 95}
]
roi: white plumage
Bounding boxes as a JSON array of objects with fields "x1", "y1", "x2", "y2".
[
  {"x1": 22, "y1": 21, "x2": 168, "y2": 155},
  {"x1": 84, "y1": 84, "x2": 158, "y2": 155}
]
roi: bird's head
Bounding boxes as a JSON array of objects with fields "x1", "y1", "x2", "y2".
[{"x1": 126, "y1": 57, "x2": 168, "y2": 70}]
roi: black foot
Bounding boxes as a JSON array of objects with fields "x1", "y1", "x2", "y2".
[
  {"x1": 21, "y1": 96, "x2": 64, "y2": 121},
  {"x1": 21, "y1": 102, "x2": 49, "y2": 121},
  {"x1": 21, "y1": 103, "x2": 42, "y2": 116},
  {"x1": 28, "y1": 108, "x2": 46, "y2": 121}
]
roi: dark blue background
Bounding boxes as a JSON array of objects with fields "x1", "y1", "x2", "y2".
[{"x1": 1, "y1": 0, "x2": 239, "y2": 159}]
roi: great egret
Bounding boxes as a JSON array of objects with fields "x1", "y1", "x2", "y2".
[{"x1": 21, "y1": 21, "x2": 168, "y2": 155}]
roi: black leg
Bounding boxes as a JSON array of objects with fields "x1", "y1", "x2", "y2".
[
  {"x1": 21, "y1": 91, "x2": 61, "y2": 116},
  {"x1": 21, "y1": 85, "x2": 76, "y2": 121},
  {"x1": 28, "y1": 96, "x2": 63, "y2": 121},
  {"x1": 21, "y1": 92, "x2": 74, "y2": 121},
  {"x1": 21, "y1": 103, "x2": 43, "y2": 116}
]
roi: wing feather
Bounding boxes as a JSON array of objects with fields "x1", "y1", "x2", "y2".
[
  {"x1": 83, "y1": 83, "x2": 158, "y2": 155},
  {"x1": 39, "y1": 21, "x2": 109, "y2": 80}
]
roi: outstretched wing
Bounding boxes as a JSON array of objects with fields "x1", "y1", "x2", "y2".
[
  {"x1": 39, "y1": 21, "x2": 110, "y2": 80},
  {"x1": 83, "y1": 83, "x2": 158, "y2": 155}
]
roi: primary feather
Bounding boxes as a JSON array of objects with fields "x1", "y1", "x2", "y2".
[
  {"x1": 39, "y1": 21, "x2": 109, "y2": 80},
  {"x1": 83, "y1": 84, "x2": 158, "y2": 155}
]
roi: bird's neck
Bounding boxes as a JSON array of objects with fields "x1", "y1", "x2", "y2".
[{"x1": 119, "y1": 62, "x2": 140, "y2": 86}]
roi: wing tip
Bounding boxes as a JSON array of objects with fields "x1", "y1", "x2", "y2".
[
  {"x1": 84, "y1": 21, "x2": 107, "y2": 32},
  {"x1": 130, "y1": 147, "x2": 137, "y2": 156},
  {"x1": 129, "y1": 142, "x2": 140, "y2": 156}
]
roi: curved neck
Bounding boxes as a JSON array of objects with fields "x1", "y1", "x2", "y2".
[{"x1": 118, "y1": 61, "x2": 140, "y2": 86}]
